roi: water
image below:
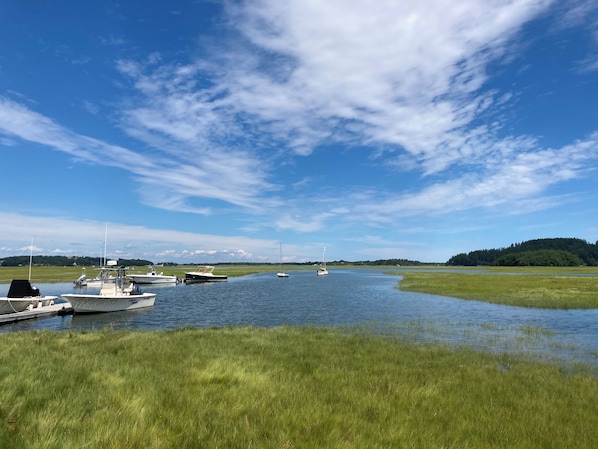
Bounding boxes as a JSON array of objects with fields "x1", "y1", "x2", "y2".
[{"x1": 2, "y1": 269, "x2": 598, "y2": 368}]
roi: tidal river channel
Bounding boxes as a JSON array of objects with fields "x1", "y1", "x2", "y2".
[{"x1": 2, "y1": 269, "x2": 598, "y2": 368}]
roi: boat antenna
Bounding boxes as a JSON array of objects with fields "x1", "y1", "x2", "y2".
[
  {"x1": 28, "y1": 237, "x2": 33, "y2": 281},
  {"x1": 103, "y1": 223, "x2": 108, "y2": 266}
]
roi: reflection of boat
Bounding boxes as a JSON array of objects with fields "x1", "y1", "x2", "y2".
[
  {"x1": 185, "y1": 266, "x2": 228, "y2": 283},
  {"x1": 62, "y1": 263, "x2": 156, "y2": 314},
  {"x1": 277, "y1": 242, "x2": 289, "y2": 278},
  {"x1": 317, "y1": 246, "x2": 328, "y2": 276},
  {"x1": 126, "y1": 265, "x2": 178, "y2": 284},
  {"x1": 0, "y1": 280, "x2": 57, "y2": 314}
]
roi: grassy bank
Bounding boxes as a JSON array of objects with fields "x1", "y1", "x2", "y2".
[
  {"x1": 0, "y1": 326, "x2": 596, "y2": 448},
  {"x1": 395, "y1": 270, "x2": 598, "y2": 309}
]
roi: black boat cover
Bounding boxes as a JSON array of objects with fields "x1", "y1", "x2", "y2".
[{"x1": 7, "y1": 280, "x2": 41, "y2": 298}]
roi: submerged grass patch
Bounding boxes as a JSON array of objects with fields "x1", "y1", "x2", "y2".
[
  {"x1": 396, "y1": 271, "x2": 598, "y2": 309},
  {"x1": 0, "y1": 326, "x2": 597, "y2": 448}
]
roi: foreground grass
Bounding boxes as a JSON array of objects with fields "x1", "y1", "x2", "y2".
[
  {"x1": 396, "y1": 271, "x2": 598, "y2": 309},
  {"x1": 0, "y1": 326, "x2": 597, "y2": 448}
]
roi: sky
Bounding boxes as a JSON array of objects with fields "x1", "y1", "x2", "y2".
[{"x1": 1, "y1": 0, "x2": 598, "y2": 265}]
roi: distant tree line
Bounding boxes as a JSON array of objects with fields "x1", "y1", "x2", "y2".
[
  {"x1": 358, "y1": 258, "x2": 429, "y2": 266},
  {"x1": 447, "y1": 238, "x2": 598, "y2": 266},
  {"x1": 0, "y1": 255, "x2": 153, "y2": 267},
  {"x1": 1, "y1": 255, "x2": 432, "y2": 268}
]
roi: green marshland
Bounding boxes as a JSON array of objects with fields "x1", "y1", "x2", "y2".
[{"x1": 1, "y1": 265, "x2": 597, "y2": 447}]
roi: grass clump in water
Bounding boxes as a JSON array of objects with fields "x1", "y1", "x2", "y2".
[{"x1": 0, "y1": 326, "x2": 597, "y2": 448}]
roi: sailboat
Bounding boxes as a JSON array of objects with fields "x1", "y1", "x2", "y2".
[
  {"x1": 317, "y1": 246, "x2": 328, "y2": 276},
  {"x1": 277, "y1": 242, "x2": 290, "y2": 278}
]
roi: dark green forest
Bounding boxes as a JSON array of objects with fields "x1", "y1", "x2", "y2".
[
  {"x1": 447, "y1": 238, "x2": 598, "y2": 266},
  {"x1": 0, "y1": 255, "x2": 153, "y2": 267},
  {"x1": 0, "y1": 255, "x2": 428, "y2": 268}
]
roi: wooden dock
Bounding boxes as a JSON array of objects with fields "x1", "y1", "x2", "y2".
[{"x1": 0, "y1": 302, "x2": 73, "y2": 325}]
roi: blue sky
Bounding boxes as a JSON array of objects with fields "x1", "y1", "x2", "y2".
[{"x1": 1, "y1": 0, "x2": 598, "y2": 264}]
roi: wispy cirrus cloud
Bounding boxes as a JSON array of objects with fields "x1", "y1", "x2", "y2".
[
  {"x1": 3, "y1": 0, "x2": 598, "y2": 240},
  {"x1": 0, "y1": 95, "x2": 275, "y2": 214},
  {"x1": 111, "y1": 0, "x2": 598, "y2": 229}
]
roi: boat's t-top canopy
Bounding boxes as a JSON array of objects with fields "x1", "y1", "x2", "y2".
[{"x1": 194, "y1": 266, "x2": 215, "y2": 273}]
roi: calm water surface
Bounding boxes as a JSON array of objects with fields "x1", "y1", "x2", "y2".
[{"x1": 2, "y1": 269, "x2": 597, "y2": 367}]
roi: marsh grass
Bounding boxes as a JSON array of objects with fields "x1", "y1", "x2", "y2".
[
  {"x1": 0, "y1": 326, "x2": 597, "y2": 448},
  {"x1": 396, "y1": 271, "x2": 598, "y2": 309}
]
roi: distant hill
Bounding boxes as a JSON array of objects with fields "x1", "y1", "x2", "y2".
[{"x1": 447, "y1": 238, "x2": 598, "y2": 266}]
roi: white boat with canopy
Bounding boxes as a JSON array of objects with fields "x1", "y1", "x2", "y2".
[
  {"x1": 62, "y1": 261, "x2": 156, "y2": 313},
  {"x1": 0, "y1": 280, "x2": 57, "y2": 314}
]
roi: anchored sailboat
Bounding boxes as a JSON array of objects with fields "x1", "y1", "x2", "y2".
[
  {"x1": 277, "y1": 242, "x2": 289, "y2": 278},
  {"x1": 317, "y1": 246, "x2": 328, "y2": 276}
]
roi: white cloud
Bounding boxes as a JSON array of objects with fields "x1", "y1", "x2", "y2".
[
  {"x1": 2, "y1": 0, "x2": 597, "y2": 246},
  {"x1": 0, "y1": 212, "x2": 278, "y2": 262},
  {"x1": 351, "y1": 133, "x2": 598, "y2": 223}
]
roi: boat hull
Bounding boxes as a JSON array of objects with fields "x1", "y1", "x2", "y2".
[
  {"x1": 61, "y1": 293, "x2": 156, "y2": 314},
  {"x1": 126, "y1": 275, "x2": 178, "y2": 284},
  {"x1": 0, "y1": 298, "x2": 38, "y2": 314},
  {"x1": 185, "y1": 274, "x2": 228, "y2": 283}
]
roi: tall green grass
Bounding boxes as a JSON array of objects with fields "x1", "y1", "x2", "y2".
[
  {"x1": 396, "y1": 271, "x2": 598, "y2": 309},
  {"x1": 0, "y1": 326, "x2": 597, "y2": 448}
]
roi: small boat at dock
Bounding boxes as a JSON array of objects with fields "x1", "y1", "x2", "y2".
[
  {"x1": 62, "y1": 262, "x2": 156, "y2": 313},
  {"x1": 0, "y1": 279, "x2": 58, "y2": 314}
]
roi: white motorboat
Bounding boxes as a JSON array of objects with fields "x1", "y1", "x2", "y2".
[
  {"x1": 277, "y1": 242, "x2": 289, "y2": 278},
  {"x1": 73, "y1": 268, "x2": 87, "y2": 287},
  {"x1": 0, "y1": 280, "x2": 57, "y2": 314},
  {"x1": 73, "y1": 266, "x2": 115, "y2": 288},
  {"x1": 185, "y1": 266, "x2": 228, "y2": 283},
  {"x1": 75, "y1": 225, "x2": 115, "y2": 288},
  {"x1": 62, "y1": 263, "x2": 156, "y2": 313},
  {"x1": 317, "y1": 246, "x2": 328, "y2": 276},
  {"x1": 126, "y1": 265, "x2": 178, "y2": 284}
]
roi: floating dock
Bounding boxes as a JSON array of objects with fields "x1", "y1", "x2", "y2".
[{"x1": 0, "y1": 302, "x2": 73, "y2": 325}]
